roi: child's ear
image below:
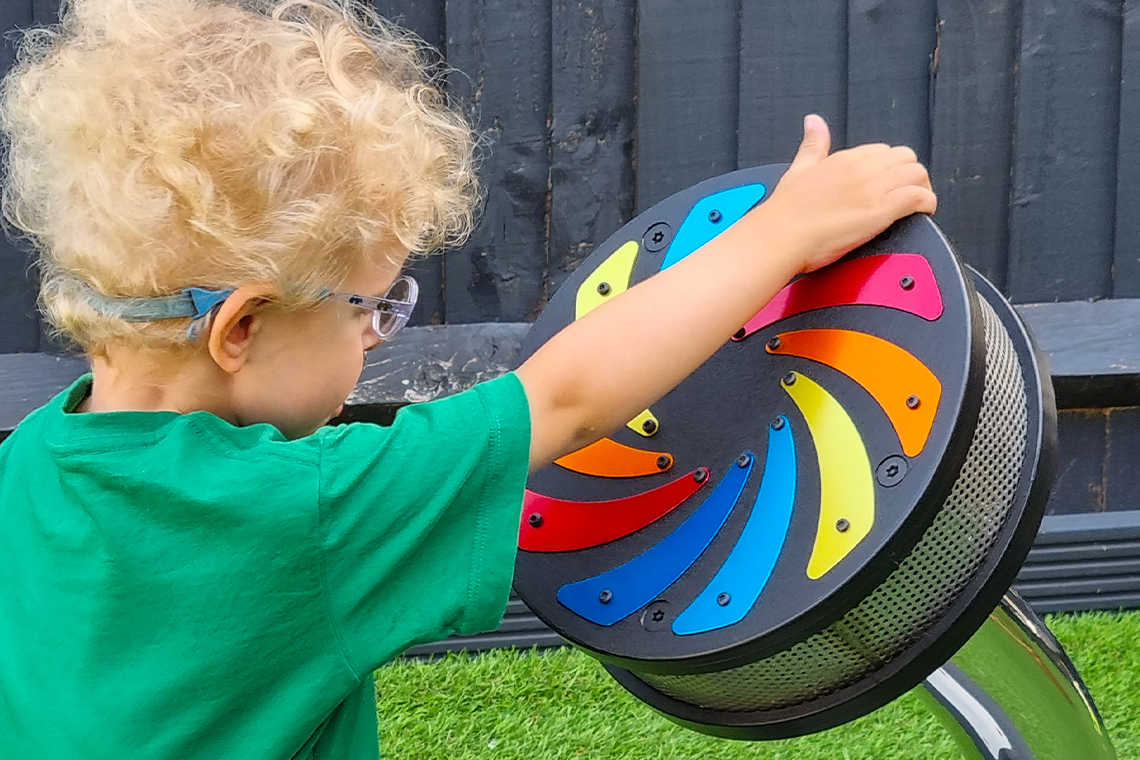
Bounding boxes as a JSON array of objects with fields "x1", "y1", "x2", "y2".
[{"x1": 207, "y1": 284, "x2": 280, "y2": 374}]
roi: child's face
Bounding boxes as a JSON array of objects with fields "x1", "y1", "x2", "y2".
[{"x1": 226, "y1": 260, "x2": 404, "y2": 439}]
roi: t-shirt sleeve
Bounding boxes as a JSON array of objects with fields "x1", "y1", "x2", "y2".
[{"x1": 316, "y1": 372, "x2": 531, "y2": 675}]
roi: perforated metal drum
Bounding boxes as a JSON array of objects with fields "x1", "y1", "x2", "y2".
[{"x1": 513, "y1": 164, "x2": 1056, "y2": 738}]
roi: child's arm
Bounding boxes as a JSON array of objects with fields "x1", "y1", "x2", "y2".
[{"x1": 516, "y1": 116, "x2": 937, "y2": 471}]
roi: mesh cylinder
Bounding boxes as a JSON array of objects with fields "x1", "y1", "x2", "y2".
[{"x1": 632, "y1": 296, "x2": 1028, "y2": 710}]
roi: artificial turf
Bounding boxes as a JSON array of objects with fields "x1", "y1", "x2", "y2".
[{"x1": 374, "y1": 610, "x2": 1139, "y2": 759}]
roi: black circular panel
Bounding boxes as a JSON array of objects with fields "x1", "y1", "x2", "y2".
[{"x1": 513, "y1": 165, "x2": 986, "y2": 672}]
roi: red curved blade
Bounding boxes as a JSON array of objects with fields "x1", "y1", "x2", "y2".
[{"x1": 519, "y1": 469, "x2": 710, "y2": 553}]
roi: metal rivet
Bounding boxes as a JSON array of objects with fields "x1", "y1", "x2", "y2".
[
  {"x1": 597, "y1": 281, "x2": 612, "y2": 296},
  {"x1": 906, "y1": 395, "x2": 921, "y2": 409},
  {"x1": 767, "y1": 336, "x2": 782, "y2": 351},
  {"x1": 771, "y1": 417, "x2": 785, "y2": 431},
  {"x1": 708, "y1": 209, "x2": 723, "y2": 223},
  {"x1": 733, "y1": 328, "x2": 747, "y2": 341},
  {"x1": 693, "y1": 469, "x2": 708, "y2": 484},
  {"x1": 836, "y1": 518, "x2": 850, "y2": 532},
  {"x1": 656, "y1": 455, "x2": 671, "y2": 470},
  {"x1": 717, "y1": 592, "x2": 731, "y2": 607},
  {"x1": 642, "y1": 418, "x2": 658, "y2": 434},
  {"x1": 599, "y1": 589, "x2": 613, "y2": 604},
  {"x1": 783, "y1": 372, "x2": 797, "y2": 386},
  {"x1": 737, "y1": 453, "x2": 752, "y2": 468},
  {"x1": 528, "y1": 513, "x2": 544, "y2": 528},
  {"x1": 900, "y1": 275, "x2": 915, "y2": 290}
]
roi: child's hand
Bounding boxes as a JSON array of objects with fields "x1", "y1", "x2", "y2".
[
  {"x1": 756, "y1": 114, "x2": 937, "y2": 275},
  {"x1": 519, "y1": 114, "x2": 938, "y2": 470}
]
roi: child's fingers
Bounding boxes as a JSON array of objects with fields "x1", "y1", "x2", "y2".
[
  {"x1": 883, "y1": 145, "x2": 919, "y2": 168},
  {"x1": 877, "y1": 162, "x2": 933, "y2": 194},
  {"x1": 843, "y1": 142, "x2": 893, "y2": 159},
  {"x1": 884, "y1": 184, "x2": 938, "y2": 218}
]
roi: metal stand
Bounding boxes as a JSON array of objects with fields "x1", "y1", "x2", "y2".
[{"x1": 922, "y1": 591, "x2": 1117, "y2": 760}]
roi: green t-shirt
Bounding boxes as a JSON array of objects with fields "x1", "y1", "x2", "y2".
[{"x1": 0, "y1": 373, "x2": 531, "y2": 759}]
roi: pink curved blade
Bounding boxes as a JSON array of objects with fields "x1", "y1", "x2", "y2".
[{"x1": 734, "y1": 254, "x2": 943, "y2": 341}]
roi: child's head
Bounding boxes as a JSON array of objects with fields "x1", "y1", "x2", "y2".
[{"x1": 1, "y1": 0, "x2": 479, "y2": 435}]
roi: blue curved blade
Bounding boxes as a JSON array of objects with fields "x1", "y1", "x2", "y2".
[
  {"x1": 659, "y1": 183, "x2": 768, "y2": 271},
  {"x1": 556, "y1": 455, "x2": 753, "y2": 627},
  {"x1": 672, "y1": 418, "x2": 797, "y2": 635}
]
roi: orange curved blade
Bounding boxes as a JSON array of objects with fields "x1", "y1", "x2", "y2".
[
  {"x1": 770, "y1": 329, "x2": 941, "y2": 457},
  {"x1": 555, "y1": 437, "x2": 674, "y2": 478}
]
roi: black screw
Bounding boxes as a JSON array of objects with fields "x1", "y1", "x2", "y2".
[
  {"x1": 767, "y1": 336, "x2": 782, "y2": 351},
  {"x1": 599, "y1": 589, "x2": 613, "y2": 604},
  {"x1": 656, "y1": 455, "x2": 671, "y2": 470},
  {"x1": 708, "y1": 209, "x2": 723, "y2": 223},
  {"x1": 737, "y1": 453, "x2": 752, "y2": 468},
  {"x1": 642, "y1": 418, "x2": 658, "y2": 435},
  {"x1": 528, "y1": 513, "x2": 544, "y2": 528},
  {"x1": 717, "y1": 592, "x2": 731, "y2": 607},
  {"x1": 733, "y1": 328, "x2": 747, "y2": 341},
  {"x1": 597, "y1": 281, "x2": 612, "y2": 296},
  {"x1": 772, "y1": 416, "x2": 785, "y2": 430},
  {"x1": 641, "y1": 600, "x2": 671, "y2": 631},
  {"x1": 876, "y1": 455, "x2": 909, "y2": 487},
  {"x1": 693, "y1": 468, "x2": 708, "y2": 484},
  {"x1": 836, "y1": 518, "x2": 850, "y2": 533},
  {"x1": 900, "y1": 275, "x2": 915, "y2": 291},
  {"x1": 643, "y1": 222, "x2": 673, "y2": 252},
  {"x1": 906, "y1": 395, "x2": 921, "y2": 410},
  {"x1": 783, "y1": 372, "x2": 797, "y2": 386}
]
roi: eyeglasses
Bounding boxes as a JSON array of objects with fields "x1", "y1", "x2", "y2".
[{"x1": 325, "y1": 274, "x2": 419, "y2": 340}]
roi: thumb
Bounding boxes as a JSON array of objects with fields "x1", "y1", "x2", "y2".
[{"x1": 789, "y1": 114, "x2": 831, "y2": 170}]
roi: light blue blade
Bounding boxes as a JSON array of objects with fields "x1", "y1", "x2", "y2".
[
  {"x1": 673, "y1": 417, "x2": 796, "y2": 635},
  {"x1": 557, "y1": 455, "x2": 754, "y2": 627},
  {"x1": 659, "y1": 183, "x2": 768, "y2": 271}
]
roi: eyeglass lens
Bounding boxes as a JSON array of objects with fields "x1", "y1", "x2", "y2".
[{"x1": 373, "y1": 276, "x2": 418, "y2": 338}]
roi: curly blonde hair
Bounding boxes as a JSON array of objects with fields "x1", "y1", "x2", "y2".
[{"x1": 0, "y1": 0, "x2": 479, "y2": 352}]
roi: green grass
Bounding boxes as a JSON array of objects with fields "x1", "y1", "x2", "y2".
[{"x1": 376, "y1": 611, "x2": 1140, "y2": 759}]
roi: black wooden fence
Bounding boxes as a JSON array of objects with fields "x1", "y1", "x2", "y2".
[
  {"x1": 5, "y1": 0, "x2": 1140, "y2": 336},
  {"x1": 7, "y1": 1, "x2": 1140, "y2": 625}
]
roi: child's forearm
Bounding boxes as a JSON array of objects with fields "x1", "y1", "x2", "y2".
[{"x1": 516, "y1": 202, "x2": 804, "y2": 470}]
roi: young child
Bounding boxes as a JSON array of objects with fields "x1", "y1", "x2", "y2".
[{"x1": 0, "y1": 0, "x2": 936, "y2": 757}]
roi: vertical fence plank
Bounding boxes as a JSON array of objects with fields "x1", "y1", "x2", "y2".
[
  {"x1": 635, "y1": 0, "x2": 740, "y2": 211},
  {"x1": 930, "y1": 0, "x2": 1020, "y2": 289},
  {"x1": 444, "y1": 0, "x2": 550, "y2": 323},
  {"x1": 0, "y1": 3, "x2": 40, "y2": 353},
  {"x1": 737, "y1": 1, "x2": 848, "y2": 168},
  {"x1": 847, "y1": 0, "x2": 937, "y2": 163},
  {"x1": 1009, "y1": 0, "x2": 1122, "y2": 303},
  {"x1": 548, "y1": 0, "x2": 635, "y2": 294},
  {"x1": 31, "y1": 0, "x2": 58, "y2": 24},
  {"x1": 1106, "y1": 407, "x2": 1140, "y2": 512},
  {"x1": 373, "y1": 0, "x2": 447, "y2": 325},
  {"x1": 1114, "y1": 2, "x2": 1140, "y2": 297},
  {"x1": 1051, "y1": 411, "x2": 1108, "y2": 515}
]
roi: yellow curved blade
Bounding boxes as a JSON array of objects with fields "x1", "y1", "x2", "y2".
[
  {"x1": 626, "y1": 408, "x2": 660, "y2": 438},
  {"x1": 782, "y1": 372, "x2": 875, "y2": 579},
  {"x1": 576, "y1": 240, "x2": 640, "y2": 319}
]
